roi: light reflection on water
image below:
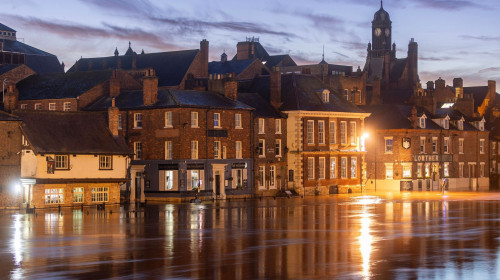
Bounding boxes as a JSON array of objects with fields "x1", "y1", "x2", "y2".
[{"x1": 2, "y1": 193, "x2": 500, "y2": 279}]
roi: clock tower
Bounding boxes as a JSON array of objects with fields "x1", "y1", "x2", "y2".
[{"x1": 370, "y1": 1, "x2": 392, "y2": 57}]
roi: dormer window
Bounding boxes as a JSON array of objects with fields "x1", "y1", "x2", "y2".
[
  {"x1": 458, "y1": 120, "x2": 463, "y2": 130},
  {"x1": 320, "y1": 89, "x2": 330, "y2": 103},
  {"x1": 444, "y1": 119, "x2": 449, "y2": 129},
  {"x1": 419, "y1": 117, "x2": 426, "y2": 129},
  {"x1": 479, "y1": 121, "x2": 485, "y2": 131}
]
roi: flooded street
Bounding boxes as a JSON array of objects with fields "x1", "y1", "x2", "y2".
[{"x1": 2, "y1": 193, "x2": 500, "y2": 279}]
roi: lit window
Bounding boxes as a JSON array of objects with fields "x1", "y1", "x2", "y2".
[
  {"x1": 480, "y1": 139, "x2": 485, "y2": 154},
  {"x1": 307, "y1": 120, "x2": 314, "y2": 144},
  {"x1": 99, "y1": 155, "x2": 112, "y2": 169},
  {"x1": 275, "y1": 119, "x2": 281, "y2": 134},
  {"x1": 258, "y1": 139, "x2": 265, "y2": 157},
  {"x1": 49, "y1": 103, "x2": 56, "y2": 111},
  {"x1": 308, "y1": 157, "x2": 315, "y2": 180},
  {"x1": 45, "y1": 189, "x2": 64, "y2": 204},
  {"x1": 73, "y1": 187, "x2": 83, "y2": 203},
  {"x1": 214, "y1": 113, "x2": 221, "y2": 128},
  {"x1": 64, "y1": 102, "x2": 71, "y2": 111},
  {"x1": 350, "y1": 121, "x2": 356, "y2": 145},
  {"x1": 318, "y1": 121, "x2": 325, "y2": 144},
  {"x1": 419, "y1": 117, "x2": 425, "y2": 128},
  {"x1": 480, "y1": 162, "x2": 485, "y2": 177},
  {"x1": 165, "y1": 111, "x2": 173, "y2": 127},
  {"x1": 214, "y1": 141, "x2": 221, "y2": 159},
  {"x1": 191, "y1": 112, "x2": 198, "y2": 127},
  {"x1": 319, "y1": 157, "x2": 325, "y2": 179},
  {"x1": 330, "y1": 157, "x2": 337, "y2": 179},
  {"x1": 444, "y1": 137, "x2": 449, "y2": 154},
  {"x1": 385, "y1": 163, "x2": 393, "y2": 179},
  {"x1": 191, "y1": 141, "x2": 198, "y2": 159},
  {"x1": 459, "y1": 162, "x2": 464, "y2": 178},
  {"x1": 329, "y1": 121, "x2": 336, "y2": 144},
  {"x1": 258, "y1": 166, "x2": 265, "y2": 187},
  {"x1": 190, "y1": 170, "x2": 203, "y2": 190},
  {"x1": 340, "y1": 122, "x2": 347, "y2": 145},
  {"x1": 258, "y1": 118, "x2": 265, "y2": 134},
  {"x1": 134, "y1": 113, "x2": 142, "y2": 128},
  {"x1": 236, "y1": 141, "x2": 242, "y2": 159},
  {"x1": 444, "y1": 162, "x2": 450, "y2": 177},
  {"x1": 91, "y1": 187, "x2": 109, "y2": 202},
  {"x1": 134, "y1": 142, "x2": 142, "y2": 160},
  {"x1": 55, "y1": 155, "x2": 69, "y2": 169},
  {"x1": 269, "y1": 166, "x2": 276, "y2": 187},
  {"x1": 420, "y1": 137, "x2": 425, "y2": 153},
  {"x1": 35, "y1": 103, "x2": 42, "y2": 110},
  {"x1": 165, "y1": 141, "x2": 172, "y2": 160},
  {"x1": 321, "y1": 90, "x2": 329, "y2": 103},
  {"x1": 432, "y1": 138, "x2": 437, "y2": 153},
  {"x1": 402, "y1": 163, "x2": 412, "y2": 178},
  {"x1": 385, "y1": 137, "x2": 393, "y2": 153},
  {"x1": 417, "y1": 163, "x2": 423, "y2": 178},
  {"x1": 425, "y1": 163, "x2": 431, "y2": 178},
  {"x1": 351, "y1": 157, "x2": 357, "y2": 178},
  {"x1": 275, "y1": 139, "x2": 281, "y2": 157},
  {"x1": 341, "y1": 157, "x2": 347, "y2": 179},
  {"x1": 235, "y1": 114, "x2": 242, "y2": 128}
]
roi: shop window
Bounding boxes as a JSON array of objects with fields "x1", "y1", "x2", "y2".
[
  {"x1": 91, "y1": 187, "x2": 109, "y2": 202},
  {"x1": 45, "y1": 188, "x2": 63, "y2": 204}
]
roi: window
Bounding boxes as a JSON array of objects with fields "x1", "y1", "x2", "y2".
[
  {"x1": 64, "y1": 102, "x2": 71, "y2": 111},
  {"x1": 275, "y1": 119, "x2": 281, "y2": 134},
  {"x1": 480, "y1": 162, "x2": 485, "y2": 177},
  {"x1": 134, "y1": 142, "x2": 142, "y2": 160},
  {"x1": 275, "y1": 139, "x2": 281, "y2": 157},
  {"x1": 417, "y1": 163, "x2": 423, "y2": 178},
  {"x1": 344, "y1": 89, "x2": 349, "y2": 101},
  {"x1": 402, "y1": 163, "x2": 412, "y2": 178},
  {"x1": 258, "y1": 166, "x2": 265, "y2": 187},
  {"x1": 222, "y1": 146, "x2": 227, "y2": 159},
  {"x1": 73, "y1": 187, "x2": 83, "y2": 203},
  {"x1": 134, "y1": 113, "x2": 142, "y2": 128},
  {"x1": 480, "y1": 139, "x2": 485, "y2": 154},
  {"x1": 385, "y1": 137, "x2": 394, "y2": 153},
  {"x1": 493, "y1": 142, "x2": 497, "y2": 155},
  {"x1": 350, "y1": 122, "x2": 356, "y2": 145},
  {"x1": 351, "y1": 157, "x2": 357, "y2": 178},
  {"x1": 479, "y1": 121, "x2": 484, "y2": 131},
  {"x1": 91, "y1": 187, "x2": 109, "y2": 202},
  {"x1": 419, "y1": 117, "x2": 426, "y2": 128},
  {"x1": 191, "y1": 141, "x2": 198, "y2": 159},
  {"x1": 99, "y1": 155, "x2": 112, "y2": 170},
  {"x1": 385, "y1": 163, "x2": 393, "y2": 179},
  {"x1": 307, "y1": 120, "x2": 314, "y2": 144},
  {"x1": 321, "y1": 90, "x2": 329, "y2": 103},
  {"x1": 432, "y1": 137, "x2": 437, "y2": 153},
  {"x1": 236, "y1": 141, "x2": 242, "y2": 159},
  {"x1": 160, "y1": 170, "x2": 177, "y2": 191},
  {"x1": 190, "y1": 170, "x2": 202, "y2": 190},
  {"x1": 330, "y1": 157, "x2": 337, "y2": 179},
  {"x1": 341, "y1": 157, "x2": 347, "y2": 179},
  {"x1": 318, "y1": 121, "x2": 325, "y2": 144},
  {"x1": 269, "y1": 166, "x2": 276, "y2": 188},
  {"x1": 329, "y1": 121, "x2": 336, "y2": 144},
  {"x1": 459, "y1": 138, "x2": 464, "y2": 154},
  {"x1": 258, "y1": 139, "x2": 265, "y2": 157},
  {"x1": 307, "y1": 157, "x2": 315, "y2": 180},
  {"x1": 118, "y1": 114, "x2": 122, "y2": 129},
  {"x1": 35, "y1": 103, "x2": 42, "y2": 110},
  {"x1": 191, "y1": 112, "x2": 198, "y2": 127},
  {"x1": 444, "y1": 162, "x2": 450, "y2": 177},
  {"x1": 444, "y1": 137, "x2": 449, "y2": 154},
  {"x1": 20, "y1": 104, "x2": 27, "y2": 110},
  {"x1": 459, "y1": 162, "x2": 464, "y2": 178},
  {"x1": 165, "y1": 111, "x2": 173, "y2": 127},
  {"x1": 258, "y1": 118, "x2": 265, "y2": 134},
  {"x1": 235, "y1": 114, "x2": 242, "y2": 128},
  {"x1": 319, "y1": 157, "x2": 325, "y2": 179},
  {"x1": 340, "y1": 122, "x2": 347, "y2": 145},
  {"x1": 444, "y1": 119, "x2": 449, "y2": 129},
  {"x1": 420, "y1": 137, "x2": 425, "y2": 153},
  {"x1": 45, "y1": 189, "x2": 63, "y2": 204},
  {"x1": 214, "y1": 113, "x2": 221, "y2": 128},
  {"x1": 425, "y1": 163, "x2": 431, "y2": 178},
  {"x1": 165, "y1": 141, "x2": 173, "y2": 160},
  {"x1": 458, "y1": 120, "x2": 463, "y2": 130},
  {"x1": 49, "y1": 103, "x2": 56, "y2": 111},
  {"x1": 55, "y1": 155, "x2": 69, "y2": 169},
  {"x1": 214, "y1": 141, "x2": 221, "y2": 159}
]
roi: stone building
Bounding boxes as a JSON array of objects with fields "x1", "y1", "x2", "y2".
[
  {"x1": 87, "y1": 71, "x2": 254, "y2": 202},
  {"x1": 364, "y1": 105, "x2": 490, "y2": 192},
  {"x1": 18, "y1": 111, "x2": 131, "y2": 209},
  {"x1": 0, "y1": 110, "x2": 22, "y2": 207},
  {"x1": 241, "y1": 72, "x2": 370, "y2": 195}
]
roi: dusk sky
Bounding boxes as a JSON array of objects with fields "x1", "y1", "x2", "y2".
[{"x1": 2, "y1": 0, "x2": 499, "y2": 87}]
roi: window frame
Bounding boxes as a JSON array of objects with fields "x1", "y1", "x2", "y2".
[
  {"x1": 214, "y1": 113, "x2": 221, "y2": 128},
  {"x1": 235, "y1": 114, "x2": 242, "y2": 129},
  {"x1": 385, "y1": 137, "x2": 394, "y2": 154},
  {"x1": 330, "y1": 157, "x2": 337, "y2": 179},
  {"x1": 318, "y1": 120, "x2": 325, "y2": 145},
  {"x1": 258, "y1": 118, "x2": 265, "y2": 134},
  {"x1": 236, "y1": 141, "x2": 242, "y2": 159},
  {"x1": 49, "y1": 103, "x2": 56, "y2": 111},
  {"x1": 275, "y1": 139, "x2": 281, "y2": 157},
  {"x1": 258, "y1": 139, "x2": 265, "y2": 157},
  {"x1": 275, "y1": 119, "x2": 281, "y2": 134},
  {"x1": 341, "y1": 157, "x2": 347, "y2": 179},
  {"x1": 307, "y1": 157, "x2": 315, "y2": 180},
  {"x1": 165, "y1": 141, "x2": 173, "y2": 160},
  {"x1": 459, "y1": 138, "x2": 464, "y2": 154},
  {"x1": 307, "y1": 120, "x2": 314, "y2": 145},
  {"x1": 191, "y1": 141, "x2": 198, "y2": 159},
  {"x1": 91, "y1": 187, "x2": 109, "y2": 203},
  {"x1": 350, "y1": 121, "x2": 356, "y2": 145},
  {"x1": 319, "y1": 157, "x2": 325, "y2": 179},
  {"x1": 214, "y1": 141, "x2": 221, "y2": 159},
  {"x1": 340, "y1": 121, "x2": 347, "y2": 145},
  {"x1": 99, "y1": 155, "x2": 113, "y2": 170},
  {"x1": 134, "y1": 142, "x2": 142, "y2": 160},
  {"x1": 165, "y1": 111, "x2": 173, "y2": 128},
  {"x1": 191, "y1": 112, "x2": 198, "y2": 128},
  {"x1": 329, "y1": 121, "x2": 336, "y2": 144},
  {"x1": 64, "y1": 102, "x2": 71, "y2": 111},
  {"x1": 55, "y1": 155, "x2": 69, "y2": 170},
  {"x1": 134, "y1": 113, "x2": 143, "y2": 129},
  {"x1": 350, "y1": 157, "x2": 357, "y2": 178}
]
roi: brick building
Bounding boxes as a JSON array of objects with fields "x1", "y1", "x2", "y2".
[
  {"x1": 18, "y1": 111, "x2": 131, "y2": 209},
  {"x1": 0, "y1": 110, "x2": 22, "y2": 207},
  {"x1": 364, "y1": 105, "x2": 490, "y2": 192},
  {"x1": 241, "y1": 72, "x2": 370, "y2": 195},
  {"x1": 87, "y1": 71, "x2": 254, "y2": 201}
]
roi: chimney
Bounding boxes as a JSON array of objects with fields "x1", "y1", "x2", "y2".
[
  {"x1": 109, "y1": 70, "x2": 121, "y2": 98},
  {"x1": 453, "y1": 78, "x2": 463, "y2": 88},
  {"x1": 108, "y1": 98, "x2": 120, "y2": 136},
  {"x1": 426, "y1": 81, "x2": 434, "y2": 91},
  {"x1": 488, "y1": 80, "x2": 497, "y2": 102},
  {"x1": 143, "y1": 69, "x2": 158, "y2": 105},
  {"x1": 435, "y1": 77, "x2": 445, "y2": 90},
  {"x1": 223, "y1": 74, "x2": 238, "y2": 101},
  {"x1": 200, "y1": 39, "x2": 209, "y2": 77},
  {"x1": 270, "y1": 67, "x2": 282, "y2": 109},
  {"x1": 411, "y1": 106, "x2": 417, "y2": 129},
  {"x1": 4, "y1": 85, "x2": 18, "y2": 113}
]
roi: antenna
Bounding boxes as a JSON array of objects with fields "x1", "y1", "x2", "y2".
[
  {"x1": 381, "y1": 0, "x2": 383, "y2": 8},
  {"x1": 322, "y1": 45, "x2": 324, "y2": 61}
]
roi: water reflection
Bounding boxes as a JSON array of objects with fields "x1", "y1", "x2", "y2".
[{"x1": 2, "y1": 194, "x2": 500, "y2": 278}]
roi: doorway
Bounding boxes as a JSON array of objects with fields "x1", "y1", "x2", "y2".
[
  {"x1": 215, "y1": 175, "x2": 221, "y2": 196},
  {"x1": 135, "y1": 172, "x2": 142, "y2": 200}
]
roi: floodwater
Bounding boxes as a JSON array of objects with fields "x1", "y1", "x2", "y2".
[{"x1": 2, "y1": 193, "x2": 500, "y2": 279}]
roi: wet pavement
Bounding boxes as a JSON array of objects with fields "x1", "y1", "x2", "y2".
[{"x1": 2, "y1": 192, "x2": 500, "y2": 279}]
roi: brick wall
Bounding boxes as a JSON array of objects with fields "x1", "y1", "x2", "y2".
[{"x1": 0, "y1": 121, "x2": 21, "y2": 196}]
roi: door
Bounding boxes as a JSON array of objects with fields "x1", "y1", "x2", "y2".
[
  {"x1": 469, "y1": 164, "x2": 475, "y2": 190},
  {"x1": 215, "y1": 175, "x2": 221, "y2": 196},
  {"x1": 135, "y1": 172, "x2": 142, "y2": 200}
]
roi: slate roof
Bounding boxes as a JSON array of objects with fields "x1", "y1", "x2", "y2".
[
  {"x1": 237, "y1": 92, "x2": 283, "y2": 118},
  {"x1": 0, "y1": 39, "x2": 62, "y2": 74},
  {"x1": 67, "y1": 50, "x2": 199, "y2": 87},
  {"x1": 381, "y1": 88, "x2": 413, "y2": 104},
  {"x1": 18, "y1": 111, "x2": 131, "y2": 155},
  {"x1": 240, "y1": 74, "x2": 365, "y2": 113},
  {"x1": 264, "y1": 55, "x2": 297, "y2": 68},
  {"x1": 16, "y1": 70, "x2": 114, "y2": 100},
  {"x1": 390, "y1": 58, "x2": 407, "y2": 83},
  {"x1": 0, "y1": 23, "x2": 15, "y2": 32},
  {"x1": 87, "y1": 89, "x2": 254, "y2": 111},
  {"x1": 0, "y1": 110, "x2": 21, "y2": 121},
  {"x1": 209, "y1": 59, "x2": 255, "y2": 77},
  {"x1": 464, "y1": 86, "x2": 488, "y2": 109}
]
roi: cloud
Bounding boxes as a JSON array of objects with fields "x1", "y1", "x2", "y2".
[
  {"x1": 479, "y1": 67, "x2": 500, "y2": 74},
  {"x1": 333, "y1": 51, "x2": 349, "y2": 58},
  {"x1": 461, "y1": 35, "x2": 500, "y2": 42},
  {"x1": 419, "y1": 55, "x2": 455, "y2": 61},
  {"x1": 411, "y1": 0, "x2": 487, "y2": 10}
]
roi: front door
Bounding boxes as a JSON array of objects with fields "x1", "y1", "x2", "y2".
[{"x1": 215, "y1": 175, "x2": 221, "y2": 196}]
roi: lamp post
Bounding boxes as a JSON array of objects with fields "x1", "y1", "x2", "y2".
[{"x1": 361, "y1": 132, "x2": 370, "y2": 194}]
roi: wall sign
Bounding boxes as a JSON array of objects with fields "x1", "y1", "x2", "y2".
[{"x1": 402, "y1": 137, "x2": 411, "y2": 149}]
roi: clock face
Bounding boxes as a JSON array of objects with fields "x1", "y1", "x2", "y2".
[
  {"x1": 385, "y1": 28, "x2": 390, "y2": 36},
  {"x1": 374, "y1": 28, "x2": 382, "y2": 37}
]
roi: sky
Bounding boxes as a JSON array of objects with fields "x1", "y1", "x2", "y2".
[{"x1": 1, "y1": 0, "x2": 499, "y2": 87}]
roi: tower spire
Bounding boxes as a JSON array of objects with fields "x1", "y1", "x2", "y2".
[
  {"x1": 381, "y1": 0, "x2": 383, "y2": 8},
  {"x1": 322, "y1": 44, "x2": 324, "y2": 61}
]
